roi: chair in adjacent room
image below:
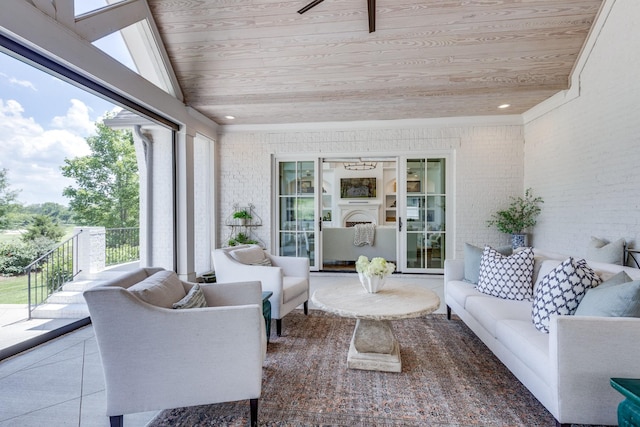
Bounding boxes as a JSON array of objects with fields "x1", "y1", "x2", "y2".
[
  {"x1": 213, "y1": 244, "x2": 310, "y2": 337},
  {"x1": 83, "y1": 267, "x2": 266, "y2": 427}
]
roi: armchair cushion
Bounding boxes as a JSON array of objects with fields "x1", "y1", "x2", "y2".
[
  {"x1": 128, "y1": 270, "x2": 186, "y2": 308},
  {"x1": 283, "y1": 276, "x2": 309, "y2": 303},
  {"x1": 173, "y1": 284, "x2": 208, "y2": 309},
  {"x1": 229, "y1": 245, "x2": 273, "y2": 266}
]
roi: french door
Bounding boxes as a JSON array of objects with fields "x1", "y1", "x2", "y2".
[
  {"x1": 275, "y1": 160, "x2": 319, "y2": 269},
  {"x1": 399, "y1": 157, "x2": 448, "y2": 273}
]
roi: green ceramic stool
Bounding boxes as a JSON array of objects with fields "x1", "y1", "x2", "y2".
[{"x1": 611, "y1": 378, "x2": 640, "y2": 427}]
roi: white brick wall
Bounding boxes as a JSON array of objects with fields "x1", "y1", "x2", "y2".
[
  {"x1": 524, "y1": 0, "x2": 640, "y2": 257},
  {"x1": 217, "y1": 124, "x2": 524, "y2": 257}
]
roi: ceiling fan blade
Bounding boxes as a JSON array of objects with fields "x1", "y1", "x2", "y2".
[
  {"x1": 298, "y1": 0, "x2": 325, "y2": 14},
  {"x1": 368, "y1": 0, "x2": 376, "y2": 32}
]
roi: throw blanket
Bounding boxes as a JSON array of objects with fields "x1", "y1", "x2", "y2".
[{"x1": 353, "y1": 223, "x2": 375, "y2": 246}]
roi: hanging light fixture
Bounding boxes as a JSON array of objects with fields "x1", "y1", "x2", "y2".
[{"x1": 343, "y1": 161, "x2": 377, "y2": 171}]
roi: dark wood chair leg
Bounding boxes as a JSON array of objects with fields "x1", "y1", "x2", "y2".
[
  {"x1": 109, "y1": 415, "x2": 123, "y2": 427},
  {"x1": 446, "y1": 305, "x2": 451, "y2": 320},
  {"x1": 250, "y1": 398, "x2": 258, "y2": 427},
  {"x1": 276, "y1": 319, "x2": 282, "y2": 336},
  {"x1": 555, "y1": 422, "x2": 570, "y2": 427},
  {"x1": 304, "y1": 301, "x2": 308, "y2": 315}
]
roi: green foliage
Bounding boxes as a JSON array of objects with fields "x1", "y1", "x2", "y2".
[
  {"x1": 0, "y1": 237, "x2": 58, "y2": 276},
  {"x1": 233, "y1": 210, "x2": 252, "y2": 219},
  {"x1": 0, "y1": 168, "x2": 21, "y2": 230},
  {"x1": 228, "y1": 232, "x2": 258, "y2": 246},
  {"x1": 24, "y1": 203, "x2": 72, "y2": 224},
  {"x1": 487, "y1": 188, "x2": 544, "y2": 235},
  {"x1": 21, "y1": 215, "x2": 65, "y2": 242},
  {"x1": 61, "y1": 121, "x2": 139, "y2": 228}
]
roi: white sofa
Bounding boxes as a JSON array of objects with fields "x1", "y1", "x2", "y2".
[
  {"x1": 322, "y1": 226, "x2": 396, "y2": 263},
  {"x1": 444, "y1": 252, "x2": 640, "y2": 426},
  {"x1": 84, "y1": 268, "x2": 266, "y2": 427}
]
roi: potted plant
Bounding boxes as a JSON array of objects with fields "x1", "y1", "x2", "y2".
[
  {"x1": 228, "y1": 232, "x2": 258, "y2": 247},
  {"x1": 487, "y1": 188, "x2": 543, "y2": 248},
  {"x1": 233, "y1": 209, "x2": 252, "y2": 225}
]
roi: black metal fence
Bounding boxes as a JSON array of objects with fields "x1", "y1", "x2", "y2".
[
  {"x1": 25, "y1": 231, "x2": 81, "y2": 319},
  {"x1": 105, "y1": 227, "x2": 140, "y2": 266}
]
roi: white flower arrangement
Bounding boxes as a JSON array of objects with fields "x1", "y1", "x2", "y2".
[{"x1": 356, "y1": 255, "x2": 396, "y2": 278}]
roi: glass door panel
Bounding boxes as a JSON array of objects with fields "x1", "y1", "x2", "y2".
[
  {"x1": 277, "y1": 160, "x2": 317, "y2": 268},
  {"x1": 403, "y1": 158, "x2": 446, "y2": 272}
]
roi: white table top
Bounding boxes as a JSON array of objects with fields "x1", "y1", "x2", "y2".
[{"x1": 311, "y1": 281, "x2": 441, "y2": 321}]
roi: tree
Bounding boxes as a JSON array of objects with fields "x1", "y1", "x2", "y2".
[
  {"x1": 21, "y1": 214, "x2": 65, "y2": 242},
  {"x1": 61, "y1": 121, "x2": 139, "y2": 228},
  {"x1": 0, "y1": 168, "x2": 21, "y2": 230}
]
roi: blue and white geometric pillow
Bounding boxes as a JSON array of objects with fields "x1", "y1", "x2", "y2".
[
  {"x1": 476, "y1": 246, "x2": 535, "y2": 301},
  {"x1": 531, "y1": 257, "x2": 602, "y2": 333}
]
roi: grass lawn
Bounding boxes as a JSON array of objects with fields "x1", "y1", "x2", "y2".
[{"x1": 0, "y1": 275, "x2": 29, "y2": 304}]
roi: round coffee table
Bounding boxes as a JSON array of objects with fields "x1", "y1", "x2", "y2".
[{"x1": 311, "y1": 281, "x2": 440, "y2": 372}]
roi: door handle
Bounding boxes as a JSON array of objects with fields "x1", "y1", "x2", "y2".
[{"x1": 398, "y1": 217, "x2": 402, "y2": 232}]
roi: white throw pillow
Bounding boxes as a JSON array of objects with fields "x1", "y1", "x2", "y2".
[
  {"x1": 531, "y1": 257, "x2": 602, "y2": 333},
  {"x1": 476, "y1": 246, "x2": 535, "y2": 301},
  {"x1": 586, "y1": 236, "x2": 625, "y2": 265},
  {"x1": 128, "y1": 271, "x2": 187, "y2": 308},
  {"x1": 229, "y1": 245, "x2": 271, "y2": 266}
]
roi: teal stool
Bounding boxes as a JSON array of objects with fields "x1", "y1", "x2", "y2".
[
  {"x1": 611, "y1": 378, "x2": 640, "y2": 427},
  {"x1": 262, "y1": 291, "x2": 273, "y2": 342}
]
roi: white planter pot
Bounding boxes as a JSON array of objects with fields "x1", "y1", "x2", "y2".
[{"x1": 359, "y1": 273, "x2": 387, "y2": 293}]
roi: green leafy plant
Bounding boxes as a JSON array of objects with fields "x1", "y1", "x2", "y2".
[
  {"x1": 487, "y1": 188, "x2": 543, "y2": 235},
  {"x1": 228, "y1": 232, "x2": 258, "y2": 246},
  {"x1": 232, "y1": 210, "x2": 252, "y2": 220}
]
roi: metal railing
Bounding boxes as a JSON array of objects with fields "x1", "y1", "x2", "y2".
[
  {"x1": 25, "y1": 231, "x2": 82, "y2": 319},
  {"x1": 105, "y1": 227, "x2": 140, "y2": 266}
]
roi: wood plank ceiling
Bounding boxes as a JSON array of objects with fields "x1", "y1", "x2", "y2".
[{"x1": 146, "y1": 0, "x2": 603, "y2": 126}]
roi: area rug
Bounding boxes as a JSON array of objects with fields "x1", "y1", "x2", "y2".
[{"x1": 149, "y1": 311, "x2": 565, "y2": 426}]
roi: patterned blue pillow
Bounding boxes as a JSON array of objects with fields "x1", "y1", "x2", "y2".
[
  {"x1": 476, "y1": 246, "x2": 534, "y2": 301},
  {"x1": 531, "y1": 257, "x2": 602, "y2": 333}
]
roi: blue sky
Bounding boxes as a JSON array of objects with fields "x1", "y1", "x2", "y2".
[{"x1": 0, "y1": 1, "x2": 137, "y2": 207}]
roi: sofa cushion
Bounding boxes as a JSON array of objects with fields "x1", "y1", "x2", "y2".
[
  {"x1": 532, "y1": 258, "x2": 602, "y2": 333},
  {"x1": 128, "y1": 270, "x2": 187, "y2": 308},
  {"x1": 575, "y1": 272, "x2": 640, "y2": 317},
  {"x1": 282, "y1": 276, "x2": 308, "y2": 303},
  {"x1": 477, "y1": 246, "x2": 535, "y2": 301},
  {"x1": 229, "y1": 245, "x2": 272, "y2": 266},
  {"x1": 447, "y1": 280, "x2": 490, "y2": 310},
  {"x1": 586, "y1": 236, "x2": 625, "y2": 265},
  {"x1": 463, "y1": 243, "x2": 512, "y2": 284},
  {"x1": 173, "y1": 284, "x2": 208, "y2": 309},
  {"x1": 495, "y1": 319, "x2": 551, "y2": 385},
  {"x1": 466, "y1": 296, "x2": 532, "y2": 337}
]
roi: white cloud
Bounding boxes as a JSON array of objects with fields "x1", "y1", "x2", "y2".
[
  {"x1": 50, "y1": 98, "x2": 96, "y2": 136},
  {"x1": 0, "y1": 98, "x2": 92, "y2": 206},
  {"x1": 0, "y1": 72, "x2": 37, "y2": 91}
]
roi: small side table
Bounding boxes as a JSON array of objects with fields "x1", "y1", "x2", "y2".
[
  {"x1": 611, "y1": 378, "x2": 640, "y2": 426},
  {"x1": 262, "y1": 291, "x2": 273, "y2": 342}
]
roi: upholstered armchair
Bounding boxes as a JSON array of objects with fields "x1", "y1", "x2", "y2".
[
  {"x1": 83, "y1": 267, "x2": 266, "y2": 427},
  {"x1": 213, "y1": 245, "x2": 310, "y2": 337}
]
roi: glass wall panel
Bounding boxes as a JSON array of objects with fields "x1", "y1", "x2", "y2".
[{"x1": 277, "y1": 161, "x2": 316, "y2": 267}]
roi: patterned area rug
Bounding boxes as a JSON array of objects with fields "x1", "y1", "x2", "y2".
[{"x1": 149, "y1": 311, "x2": 561, "y2": 426}]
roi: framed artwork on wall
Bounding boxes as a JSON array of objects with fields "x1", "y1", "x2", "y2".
[{"x1": 407, "y1": 180, "x2": 421, "y2": 193}]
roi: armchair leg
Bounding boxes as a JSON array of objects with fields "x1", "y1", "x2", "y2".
[
  {"x1": 304, "y1": 301, "x2": 308, "y2": 315},
  {"x1": 446, "y1": 305, "x2": 451, "y2": 320},
  {"x1": 276, "y1": 319, "x2": 282, "y2": 337},
  {"x1": 110, "y1": 415, "x2": 123, "y2": 427},
  {"x1": 250, "y1": 398, "x2": 259, "y2": 427}
]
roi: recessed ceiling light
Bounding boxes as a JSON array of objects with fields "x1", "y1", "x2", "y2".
[
  {"x1": 224, "y1": 115, "x2": 235, "y2": 120},
  {"x1": 498, "y1": 104, "x2": 511, "y2": 109}
]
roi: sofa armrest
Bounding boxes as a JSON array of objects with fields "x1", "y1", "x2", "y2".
[
  {"x1": 266, "y1": 254, "x2": 309, "y2": 278},
  {"x1": 549, "y1": 315, "x2": 640, "y2": 424},
  {"x1": 444, "y1": 259, "x2": 465, "y2": 283},
  {"x1": 199, "y1": 281, "x2": 262, "y2": 307}
]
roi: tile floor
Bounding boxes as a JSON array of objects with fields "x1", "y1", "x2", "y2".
[{"x1": 0, "y1": 273, "x2": 444, "y2": 427}]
